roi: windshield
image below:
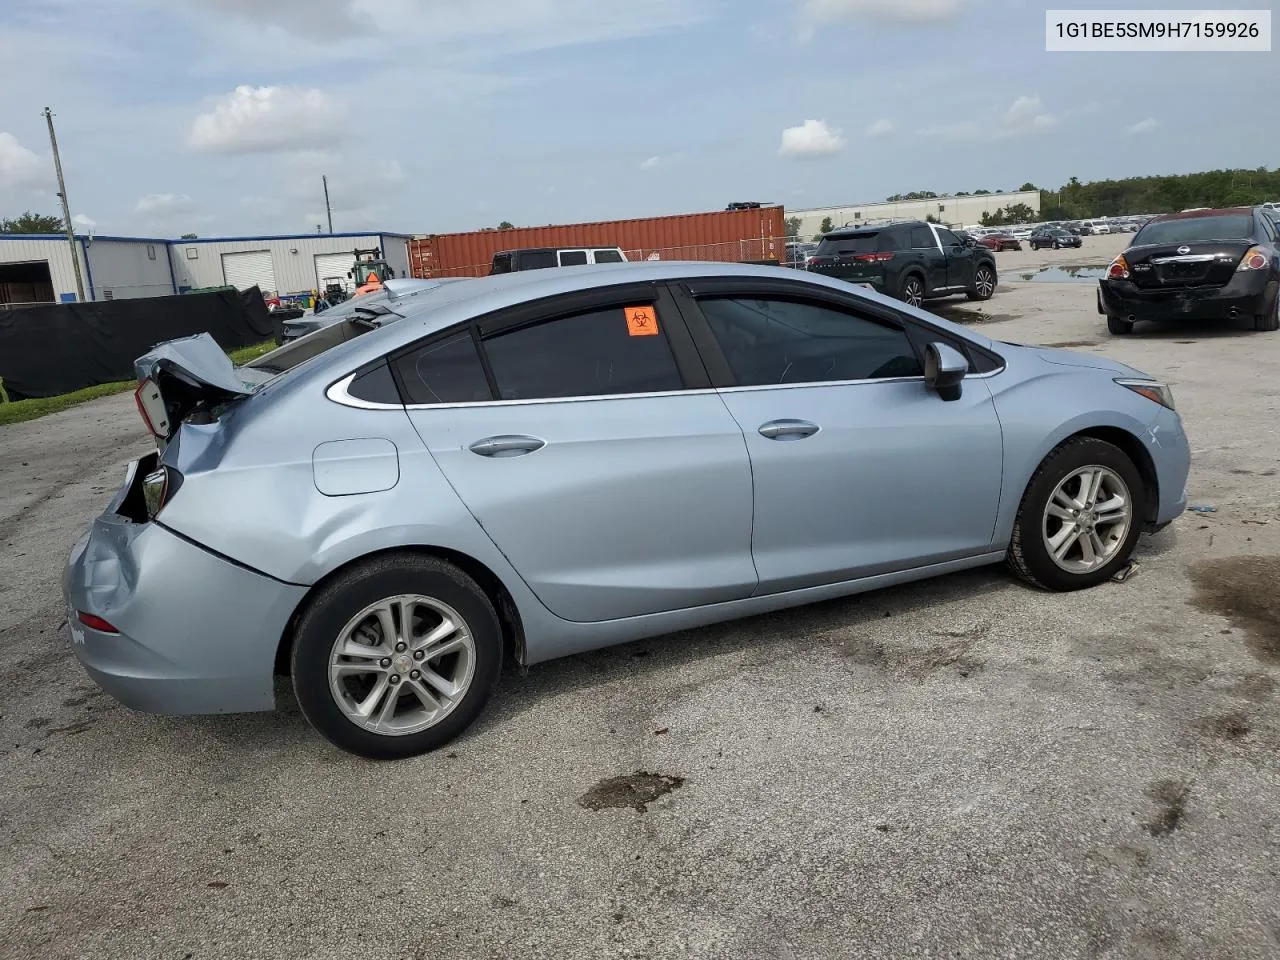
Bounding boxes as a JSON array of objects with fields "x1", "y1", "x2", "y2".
[{"x1": 1135, "y1": 215, "x2": 1253, "y2": 245}]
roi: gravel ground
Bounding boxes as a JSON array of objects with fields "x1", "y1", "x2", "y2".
[{"x1": 2, "y1": 236, "x2": 1278, "y2": 959}]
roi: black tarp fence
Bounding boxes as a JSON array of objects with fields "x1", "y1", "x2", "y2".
[{"x1": 0, "y1": 287, "x2": 278, "y2": 400}]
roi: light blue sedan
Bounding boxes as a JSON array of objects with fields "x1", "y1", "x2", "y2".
[{"x1": 64, "y1": 262, "x2": 1190, "y2": 758}]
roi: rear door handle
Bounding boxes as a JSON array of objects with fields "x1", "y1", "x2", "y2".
[
  {"x1": 468, "y1": 435, "x2": 546, "y2": 458},
  {"x1": 758, "y1": 419, "x2": 819, "y2": 441}
]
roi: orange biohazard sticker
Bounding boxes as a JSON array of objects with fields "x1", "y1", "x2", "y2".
[{"x1": 625, "y1": 305, "x2": 659, "y2": 336}]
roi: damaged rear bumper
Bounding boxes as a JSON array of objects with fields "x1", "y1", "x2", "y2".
[{"x1": 62, "y1": 460, "x2": 306, "y2": 716}]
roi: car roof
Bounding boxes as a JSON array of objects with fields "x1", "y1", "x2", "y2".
[
  {"x1": 282, "y1": 260, "x2": 993, "y2": 387},
  {"x1": 1149, "y1": 206, "x2": 1254, "y2": 223},
  {"x1": 824, "y1": 221, "x2": 922, "y2": 237}
]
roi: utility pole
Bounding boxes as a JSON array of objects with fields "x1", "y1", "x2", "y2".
[
  {"x1": 322, "y1": 175, "x2": 333, "y2": 234},
  {"x1": 44, "y1": 106, "x2": 86, "y2": 302}
]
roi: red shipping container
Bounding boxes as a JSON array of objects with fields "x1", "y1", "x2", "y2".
[{"x1": 410, "y1": 207, "x2": 786, "y2": 279}]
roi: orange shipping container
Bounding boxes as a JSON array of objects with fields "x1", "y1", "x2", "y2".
[{"x1": 410, "y1": 207, "x2": 786, "y2": 279}]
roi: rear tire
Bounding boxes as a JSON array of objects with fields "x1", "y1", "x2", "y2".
[
  {"x1": 1107, "y1": 314, "x2": 1134, "y2": 335},
  {"x1": 899, "y1": 274, "x2": 925, "y2": 308},
  {"x1": 1254, "y1": 289, "x2": 1280, "y2": 331},
  {"x1": 966, "y1": 264, "x2": 997, "y2": 301},
  {"x1": 291, "y1": 553, "x2": 503, "y2": 760},
  {"x1": 1007, "y1": 437, "x2": 1145, "y2": 592}
]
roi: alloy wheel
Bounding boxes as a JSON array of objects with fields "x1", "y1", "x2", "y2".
[
  {"x1": 903, "y1": 278, "x2": 924, "y2": 307},
  {"x1": 1041, "y1": 466, "x2": 1132, "y2": 574},
  {"x1": 327, "y1": 594, "x2": 476, "y2": 736},
  {"x1": 974, "y1": 268, "x2": 995, "y2": 298}
]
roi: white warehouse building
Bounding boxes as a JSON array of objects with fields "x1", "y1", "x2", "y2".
[
  {"x1": 790, "y1": 190, "x2": 1042, "y2": 238},
  {"x1": 0, "y1": 231, "x2": 411, "y2": 307}
]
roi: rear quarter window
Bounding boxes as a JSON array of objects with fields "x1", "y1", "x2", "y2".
[{"x1": 393, "y1": 331, "x2": 494, "y2": 405}]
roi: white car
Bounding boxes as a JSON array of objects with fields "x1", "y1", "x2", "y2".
[{"x1": 1083, "y1": 220, "x2": 1112, "y2": 235}]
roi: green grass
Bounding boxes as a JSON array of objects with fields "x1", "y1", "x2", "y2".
[
  {"x1": 0, "y1": 340, "x2": 277, "y2": 428},
  {"x1": 226, "y1": 340, "x2": 279, "y2": 365},
  {"x1": 0, "y1": 380, "x2": 134, "y2": 427}
]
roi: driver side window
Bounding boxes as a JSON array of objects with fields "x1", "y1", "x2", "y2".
[{"x1": 696, "y1": 296, "x2": 923, "y2": 386}]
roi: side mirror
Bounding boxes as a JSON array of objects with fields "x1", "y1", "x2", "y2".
[{"x1": 924, "y1": 342, "x2": 968, "y2": 401}]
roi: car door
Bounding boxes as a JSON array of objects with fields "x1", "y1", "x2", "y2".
[
  {"x1": 674, "y1": 277, "x2": 1004, "y2": 594},
  {"x1": 397, "y1": 282, "x2": 758, "y2": 622},
  {"x1": 934, "y1": 226, "x2": 975, "y2": 289},
  {"x1": 909, "y1": 225, "x2": 948, "y2": 293}
]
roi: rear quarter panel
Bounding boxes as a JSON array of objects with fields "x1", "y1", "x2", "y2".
[{"x1": 153, "y1": 376, "x2": 539, "y2": 599}]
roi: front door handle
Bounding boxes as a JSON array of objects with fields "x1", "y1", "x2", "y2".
[
  {"x1": 758, "y1": 419, "x2": 819, "y2": 441},
  {"x1": 468, "y1": 435, "x2": 546, "y2": 458}
]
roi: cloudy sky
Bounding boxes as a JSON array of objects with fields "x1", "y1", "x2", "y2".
[{"x1": 0, "y1": 0, "x2": 1272, "y2": 237}]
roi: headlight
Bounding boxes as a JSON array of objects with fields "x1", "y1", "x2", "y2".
[{"x1": 1116, "y1": 378, "x2": 1175, "y2": 411}]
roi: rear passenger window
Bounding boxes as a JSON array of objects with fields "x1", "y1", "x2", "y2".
[
  {"x1": 558, "y1": 250, "x2": 589, "y2": 266},
  {"x1": 593, "y1": 249, "x2": 624, "y2": 263},
  {"x1": 393, "y1": 332, "x2": 493, "y2": 405},
  {"x1": 910, "y1": 226, "x2": 936, "y2": 249},
  {"x1": 483, "y1": 305, "x2": 683, "y2": 400},
  {"x1": 698, "y1": 297, "x2": 922, "y2": 386}
]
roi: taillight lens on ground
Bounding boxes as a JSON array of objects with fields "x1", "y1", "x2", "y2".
[
  {"x1": 134, "y1": 379, "x2": 170, "y2": 438},
  {"x1": 77, "y1": 611, "x2": 119, "y2": 634},
  {"x1": 1237, "y1": 246, "x2": 1268, "y2": 272},
  {"x1": 1107, "y1": 255, "x2": 1130, "y2": 280}
]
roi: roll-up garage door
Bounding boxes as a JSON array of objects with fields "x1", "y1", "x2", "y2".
[
  {"x1": 314, "y1": 252, "x2": 357, "y2": 289},
  {"x1": 221, "y1": 250, "x2": 276, "y2": 293}
]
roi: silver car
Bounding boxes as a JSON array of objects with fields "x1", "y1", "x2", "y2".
[{"x1": 65, "y1": 262, "x2": 1190, "y2": 758}]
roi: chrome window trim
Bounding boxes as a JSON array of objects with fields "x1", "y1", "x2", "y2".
[
  {"x1": 328, "y1": 364, "x2": 1006, "y2": 411},
  {"x1": 326, "y1": 373, "x2": 403, "y2": 411}
]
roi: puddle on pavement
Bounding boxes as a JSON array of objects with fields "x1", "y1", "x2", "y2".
[
  {"x1": 578, "y1": 771, "x2": 685, "y2": 812},
  {"x1": 1012, "y1": 265, "x2": 1108, "y2": 283},
  {"x1": 1189, "y1": 557, "x2": 1280, "y2": 663}
]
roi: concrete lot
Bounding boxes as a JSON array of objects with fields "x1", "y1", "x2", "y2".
[{"x1": 2, "y1": 234, "x2": 1278, "y2": 959}]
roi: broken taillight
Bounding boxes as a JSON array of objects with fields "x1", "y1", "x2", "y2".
[
  {"x1": 134, "y1": 379, "x2": 170, "y2": 438},
  {"x1": 77, "y1": 611, "x2": 119, "y2": 634}
]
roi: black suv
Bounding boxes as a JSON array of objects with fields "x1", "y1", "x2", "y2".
[{"x1": 805, "y1": 221, "x2": 997, "y2": 307}]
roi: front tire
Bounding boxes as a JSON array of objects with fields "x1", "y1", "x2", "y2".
[
  {"x1": 1007, "y1": 437, "x2": 1145, "y2": 592},
  {"x1": 1107, "y1": 314, "x2": 1134, "y2": 335},
  {"x1": 967, "y1": 264, "x2": 996, "y2": 301},
  {"x1": 291, "y1": 553, "x2": 503, "y2": 759}
]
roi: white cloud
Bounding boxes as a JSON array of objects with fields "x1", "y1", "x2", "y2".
[
  {"x1": 779, "y1": 119, "x2": 844, "y2": 159},
  {"x1": 866, "y1": 118, "x2": 894, "y2": 138},
  {"x1": 71, "y1": 214, "x2": 97, "y2": 230},
  {"x1": 640, "y1": 155, "x2": 663, "y2": 170},
  {"x1": 135, "y1": 193, "x2": 195, "y2": 215},
  {"x1": 0, "y1": 132, "x2": 48, "y2": 190},
  {"x1": 1126, "y1": 117, "x2": 1161, "y2": 135},
  {"x1": 920, "y1": 95, "x2": 1057, "y2": 141},
  {"x1": 188, "y1": 85, "x2": 344, "y2": 154},
  {"x1": 801, "y1": 0, "x2": 962, "y2": 31},
  {"x1": 1003, "y1": 95, "x2": 1057, "y2": 135}
]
